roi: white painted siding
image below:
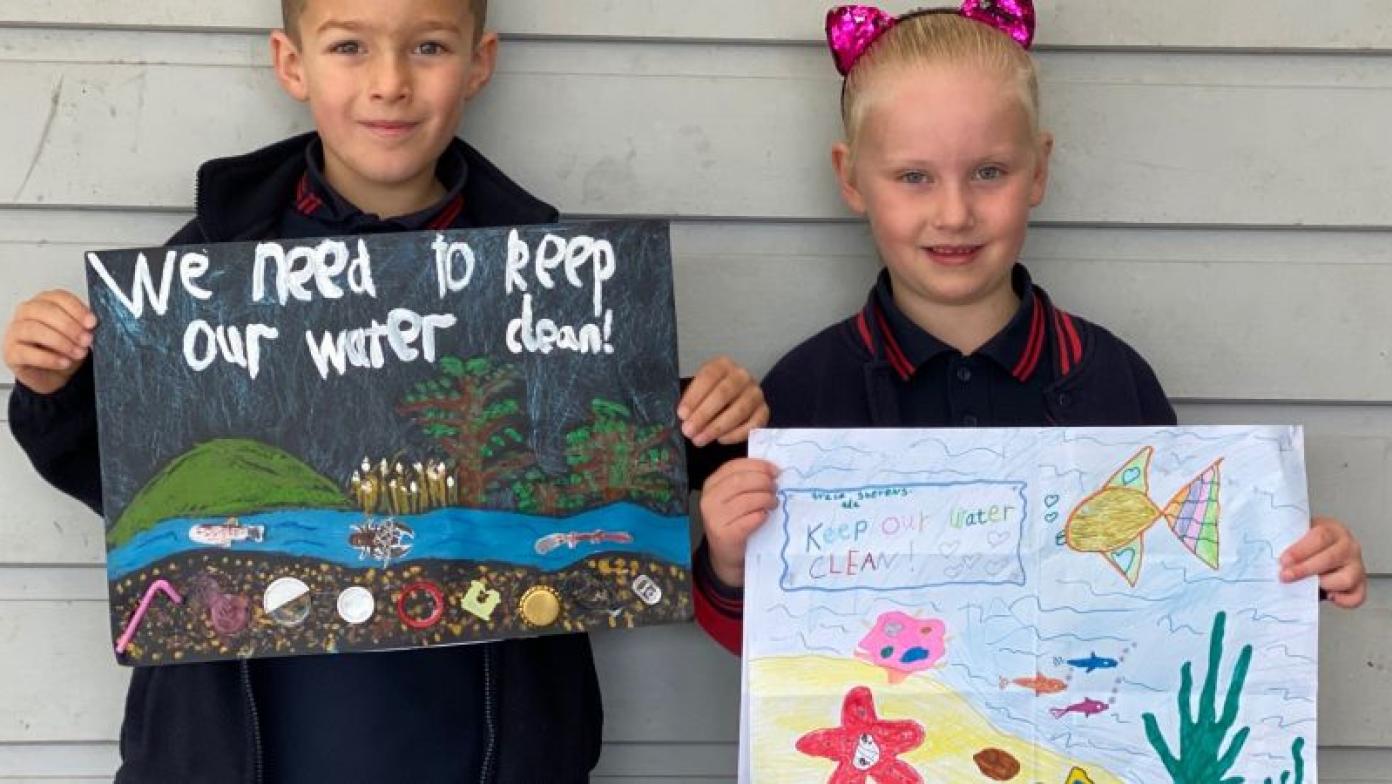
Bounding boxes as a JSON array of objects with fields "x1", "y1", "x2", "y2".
[{"x1": 0, "y1": 3, "x2": 1388, "y2": 781}]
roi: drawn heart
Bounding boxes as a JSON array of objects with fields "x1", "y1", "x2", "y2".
[
  {"x1": 1112, "y1": 548, "x2": 1136, "y2": 574},
  {"x1": 962, "y1": 555, "x2": 982, "y2": 570},
  {"x1": 1045, "y1": 512, "x2": 1058, "y2": 524},
  {"x1": 938, "y1": 540, "x2": 961, "y2": 557},
  {"x1": 1044, "y1": 494, "x2": 1060, "y2": 508},
  {"x1": 987, "y1": 531, "x2": 1012, "y2": 548},
  {"x1": 1123, "y1": 467, "x2": 1142, "y2": 485},
  {"x1": 945, "y1": 564, "x2": 964, "y2": 579},
  {"x1": 985, "y1": 558, "x2": 1011, "y2": 576}
]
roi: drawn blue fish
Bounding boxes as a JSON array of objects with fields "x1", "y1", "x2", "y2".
[{"x1": 1061, "y1": 652, "x2": 1118, "y2": 673}]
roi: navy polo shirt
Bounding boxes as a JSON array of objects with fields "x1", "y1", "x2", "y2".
[
  {"x1": 863, "y1": 265, "x2": 1078, "y2": 427},
  {"x1": 257, "y1": 138, "x2": 484, "y2": 784}
]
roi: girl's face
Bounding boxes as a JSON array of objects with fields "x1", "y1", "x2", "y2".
[{"x1": 834, "y1": 63, "x2": 1051, "y2": 321}]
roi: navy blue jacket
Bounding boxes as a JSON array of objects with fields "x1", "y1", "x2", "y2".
[
  {"x1": 694, "y1": 272, "x2": 1176, "y2": 654},
  {"x1": 11, "y1": 133, "x2": 738, "y2": 784}
]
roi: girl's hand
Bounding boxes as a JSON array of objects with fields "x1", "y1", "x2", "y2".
[
  {"x1": 3, "y1": 290, "x2": 97, "y2": 395},
  {"x1": 1280, "y1": 516, "x2": 1367, "y2": 608},
  {"x1": 700, "y1": 458, "x2": 779, "y2": 588},
  {"x1": 678, "y1": 356, "x2": 768, "y2": 447}
]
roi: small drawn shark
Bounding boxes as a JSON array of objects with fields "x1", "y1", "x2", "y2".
[
  {"x1": 1057, "y1": 652, "x2": 1118, "y2": 673},
  {"x1": 1049, "y1": 698, "x2": 1109, "y2": 719}
]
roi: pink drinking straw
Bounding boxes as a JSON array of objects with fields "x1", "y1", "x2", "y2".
[{"x1": 115, "y1": 579, "x2": 183, "y2": 655}]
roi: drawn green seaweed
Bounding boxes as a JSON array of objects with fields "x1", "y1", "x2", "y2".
[
  {"x1": 1262, "y1": 737, "x2": 1306, "y2": 784},
  {"x1": 1142, "y1": 611, "x2": 1253, "y2": 784}
]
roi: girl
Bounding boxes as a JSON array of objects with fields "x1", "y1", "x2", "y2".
[{"x1": 692, "y1": 2, "x2": 1366, "y2": 654}]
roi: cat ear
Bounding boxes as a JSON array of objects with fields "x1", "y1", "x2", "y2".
[
  {"x1": 960, "y1": 0, "x2": 1037, "y2": 49},
  {"x1": 826, "y1": 5, "x2": 900, "y2": 76}
]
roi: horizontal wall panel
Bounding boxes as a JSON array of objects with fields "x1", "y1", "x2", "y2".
[
  {"x1": 5, "y1": 1, "x2": 1392, "y2": 50},
  {"x1": 1, "y1": 44, "x2": 1390, "y2": 227},
  {"x1": 1, "y1": 586, "x2": 1387, "y2": 748},
  {"x1": 2, "y1": 219, "x2": 1389, "y2": 399}
]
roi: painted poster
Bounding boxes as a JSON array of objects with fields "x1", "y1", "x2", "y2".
[
  {"x1": 742, "y1": 427, "x2": 1316, "y2": 784},
  {"x1": 87, "y1": 220, "x2": 691, "y2": 666}
]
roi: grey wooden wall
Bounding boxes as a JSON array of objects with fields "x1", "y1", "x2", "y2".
[{"x1": 1, "y1": 2, "x2": 1389, "y2": 781}]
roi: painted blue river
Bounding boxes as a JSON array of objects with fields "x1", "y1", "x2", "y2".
[{"x1": 107, "y1": 503, "x2": 691, "y2": 580}]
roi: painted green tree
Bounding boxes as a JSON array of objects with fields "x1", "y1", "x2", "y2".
[
  {"x1": 563, "y1": 399, "x2": 678, "y2": 511},
  {"x1": 1142, "y1": 611, "x2": 1253, "y2": 784},
  {"x1": 397, "y1": 356, "x2": 534, "y2": 506}
]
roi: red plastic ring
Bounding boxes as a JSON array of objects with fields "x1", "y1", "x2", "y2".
[{"x1": 396, "y1": 581, "x2": 445, "y2": 630}]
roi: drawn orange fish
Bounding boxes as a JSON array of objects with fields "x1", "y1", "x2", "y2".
[{"x1": 998, "y1": 672, "x2": 1067, "y2": 695}]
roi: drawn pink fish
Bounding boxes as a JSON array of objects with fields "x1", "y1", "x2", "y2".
[
  {"x1": 855, "y1": 611, "x2": 947, "y2": 684},
  {"x1": 1049, "y1": 697, "x2": 1109, "y2": 719}
]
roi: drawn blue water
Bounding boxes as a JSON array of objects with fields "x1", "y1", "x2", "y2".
[{"x1": 107, "y1": 503, "x2": 690, "y2": 580}]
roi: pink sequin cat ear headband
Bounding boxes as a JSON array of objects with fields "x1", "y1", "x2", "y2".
[{"x1": 826, "y1": 1, "x2": 1036, "y2": 76}]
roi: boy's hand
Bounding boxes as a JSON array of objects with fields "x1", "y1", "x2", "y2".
[
  {"x1": 678, "y1": 356, "x2": 768, "y2": 447},
  {"x1": 700, "y1": 458, "x2": 779, "y2": 589},
  {"x1": 3, "y1": 290, "x2": 97, "y2": 395},
  {"x1": 1280, "y1": 516, "x2": 1366, "y2": 608}
]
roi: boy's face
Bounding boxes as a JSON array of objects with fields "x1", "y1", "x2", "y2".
[
  {"x1": 834, "y1": 64, "x2": 1051, "y2": 321},
  {"x1": 272, "y1": 0, "x2": 496, "y2": 209}
]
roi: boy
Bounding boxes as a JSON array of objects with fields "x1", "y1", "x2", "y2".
[{"x1": 4, "y1": 1, "x2": 765, "y2": 781}]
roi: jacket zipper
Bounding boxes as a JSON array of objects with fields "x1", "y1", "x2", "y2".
[
  {"x1": 240, "y1": 659, "x2": 265, "y2": 784},
  {"x1": 478, "y1": 646, "x2": 498, "y2": 783}
]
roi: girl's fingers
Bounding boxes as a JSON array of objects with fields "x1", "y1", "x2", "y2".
[
  {"x1": 1328, "y1": 584, "x2": 1367, "y2": 609},
  {"x1": 715, "y1": 492, "x2": 778, "y2": 526},
  {"x1": 1281, "y1": 541, "x2": 1347, "y2": 582},
  {"x1": 1279, "y1": 524, "x2": 1336, "y2": 568},
  {"x1": 703, "y1": 461, "x2": 777, "y2": 495},
  {"x1": 1318, "y1": 561, "x2": 1366, "y2": 595}
]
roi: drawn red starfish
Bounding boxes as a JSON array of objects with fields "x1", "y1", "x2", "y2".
[{"x1": 795, "y1": 686, "x2": 925, "y2": 784}]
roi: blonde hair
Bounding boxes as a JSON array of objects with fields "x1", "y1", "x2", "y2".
[{"x1": 841, "y1": 11, "x2": 1040, "y2": 145}]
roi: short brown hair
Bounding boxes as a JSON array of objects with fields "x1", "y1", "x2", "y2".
[{"x1": 281, "y1": 0, "x2": 488, "y2": 41}]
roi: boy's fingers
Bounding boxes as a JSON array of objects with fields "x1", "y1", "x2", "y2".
[
  {"x1": 677, "y1": 357, "x2": 732, "y2": 419},
  {"x1": 697, "y1": 392, "x2": 762, "y2": 445},
  {"x1": 17, "y1": 300, "x2": 92, "y2": 351},
  {"x1": 37, "y1": 290, "x2": 97, "y2": 330},
  {"x1": 6, "y1": 343, "x2": 75, "y2": 372},
  {"x1": 719, "y1": 403, "x2": 772, "y2": 445},
  {"x1": 13, "y1": 318, "x2": 88, "y2": 360},
  {"x1": 684, "y1": 374, "x2": 750, "y2": 441}
]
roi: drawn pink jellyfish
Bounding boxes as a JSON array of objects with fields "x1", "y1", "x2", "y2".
[{"x1": 855, "y1": 611, "x2": 947, "y2": 684}]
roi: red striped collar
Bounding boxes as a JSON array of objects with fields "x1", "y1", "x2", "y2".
[
  {"x1": 855, "y1": 268, "x2": 1084, "y2": 383},
  {"x1": 294, "y1": 171, "x2": 466, "y2": 231}
]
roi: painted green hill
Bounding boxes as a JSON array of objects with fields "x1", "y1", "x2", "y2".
[{"x1": 108, "y1": 438, "x2": 350, "y2": 548}]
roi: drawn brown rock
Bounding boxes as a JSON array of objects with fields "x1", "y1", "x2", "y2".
[{"x1": 972, "y1": 747, "x2": 1021, "y2": 781}]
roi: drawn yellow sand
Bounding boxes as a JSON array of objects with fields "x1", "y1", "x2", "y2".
[{"x1": 750, "y1": 655, "x2": 1124, "y2": 783}]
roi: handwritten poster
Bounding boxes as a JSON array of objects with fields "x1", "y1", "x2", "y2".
[
  {"x1": 742, "y1": 427, "x2": 1317, "y2": 784},
  {"x1": 87, "y1": 220, "x2": 691, "y2": 666}
]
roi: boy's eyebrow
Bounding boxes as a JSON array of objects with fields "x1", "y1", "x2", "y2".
[{"x1": 315, "y1": 18, "x2": 465, "y2": 36}]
